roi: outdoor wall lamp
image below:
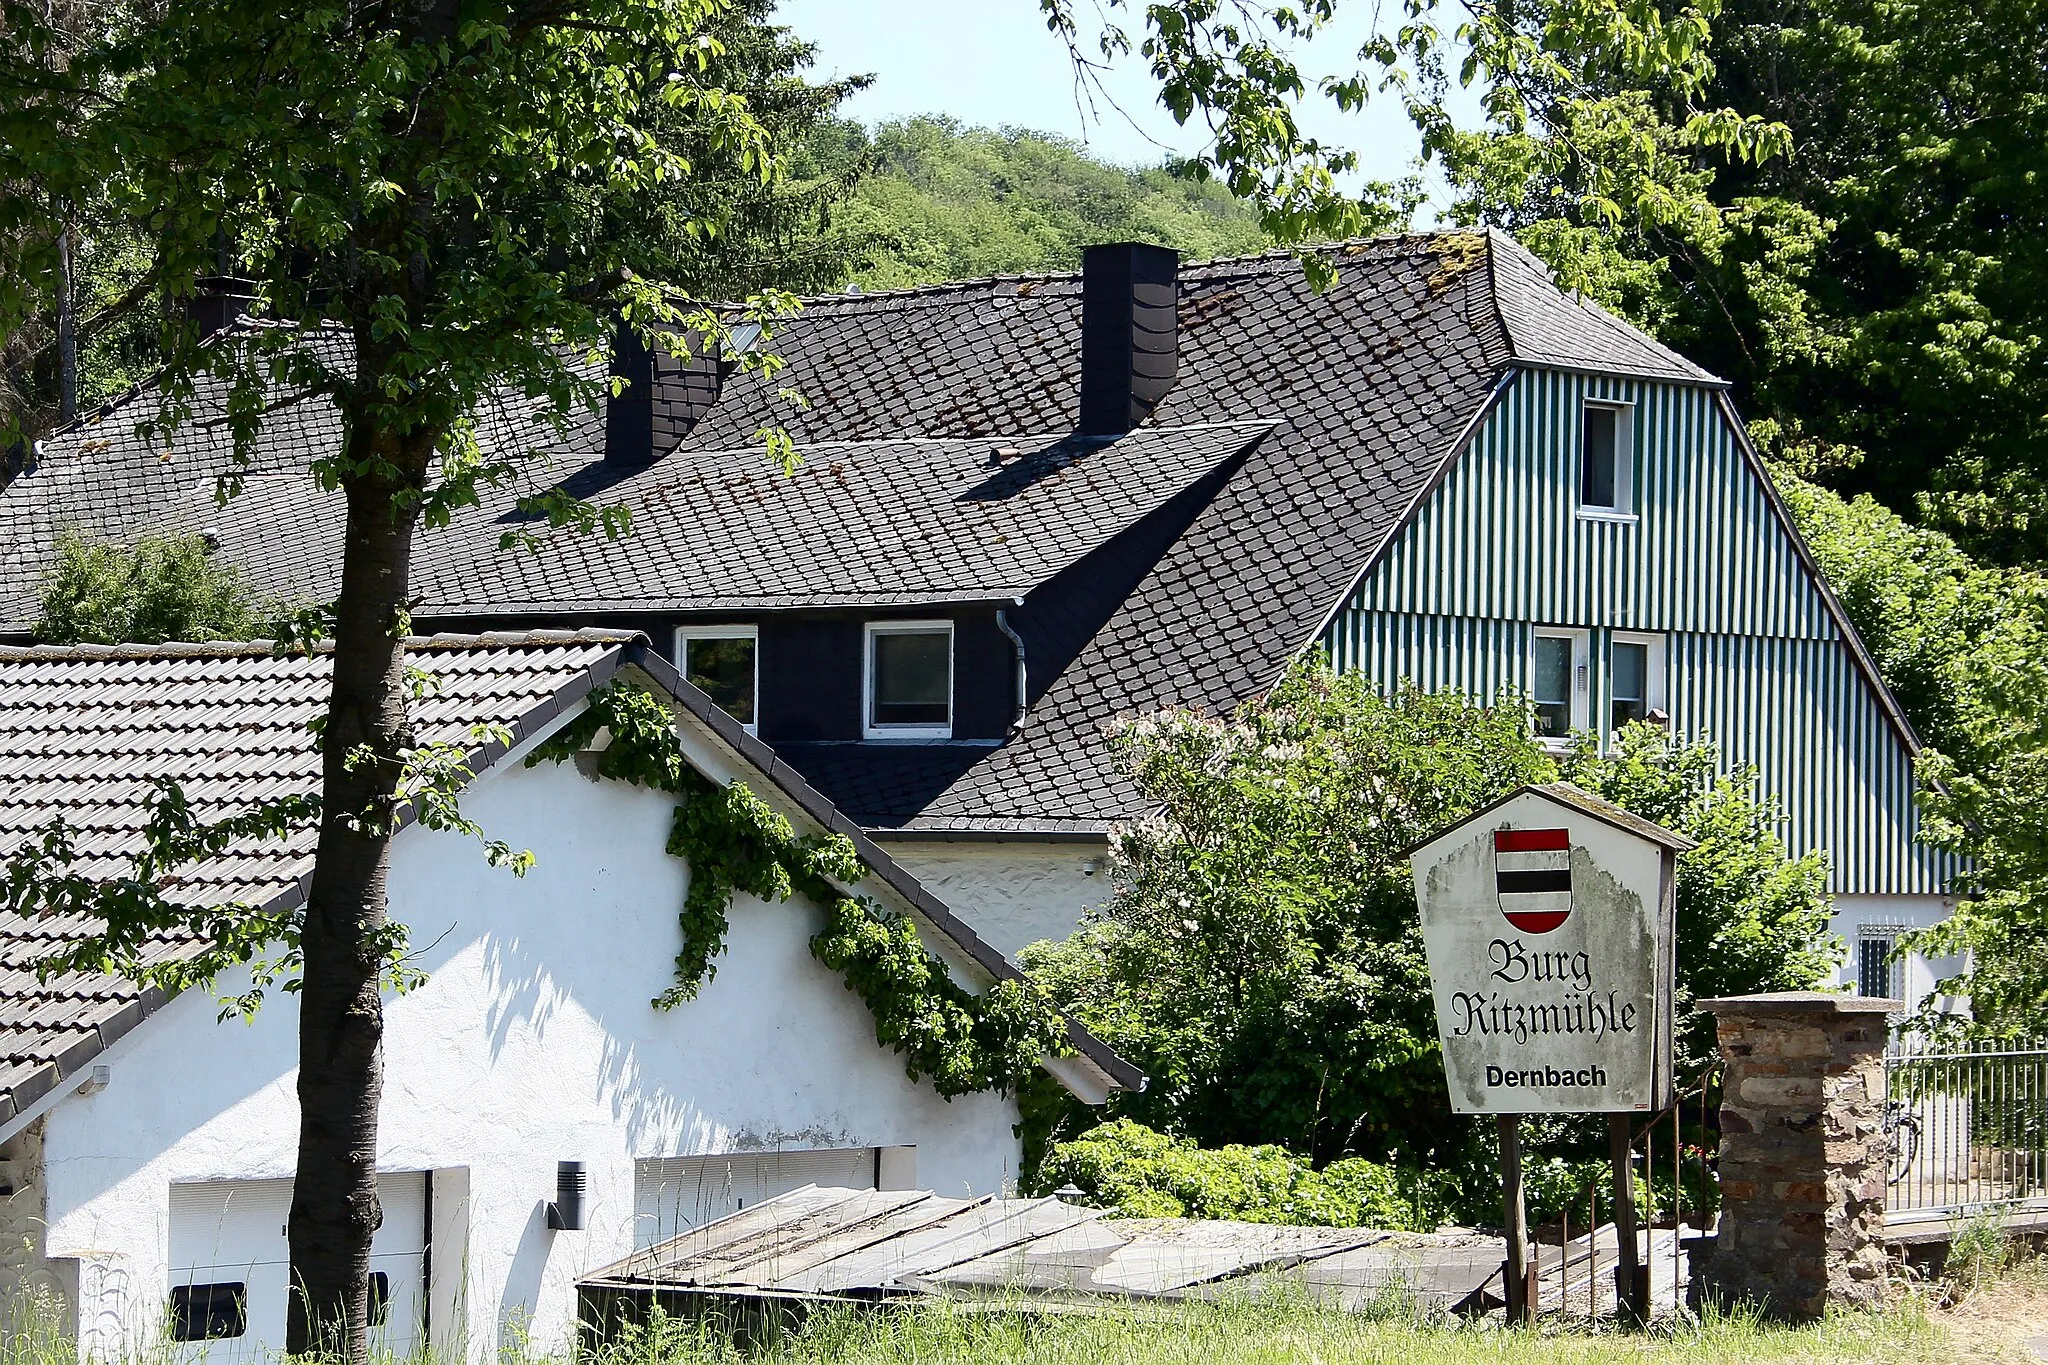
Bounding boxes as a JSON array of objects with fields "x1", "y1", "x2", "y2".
[{"x1": 547, "y1": 1161, "x2": 586, "y2": 1231}]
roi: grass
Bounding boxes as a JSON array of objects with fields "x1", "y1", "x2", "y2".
[
  {"x1": 13, "y1": 1273, "x2": 2038, "y2": 1365},
  {"x1": 578, "y1": 1294, "x2": 1961, "y2": 1365}
]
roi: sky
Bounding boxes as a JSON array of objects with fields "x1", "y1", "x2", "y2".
[{"x1": 771, "y1": 0, "x2": 1456, "y2": 194}]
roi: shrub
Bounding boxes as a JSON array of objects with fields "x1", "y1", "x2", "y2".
[
  {"x1": 1026, "y1": 657, "x2": 1838, "y2": 1183},
  {"x1": 1037, "y1": 1119, "x2": 1440, "y2": 1230},
  {"x1": 35, "y1": 530, "x2": 262, "y2": 645}
]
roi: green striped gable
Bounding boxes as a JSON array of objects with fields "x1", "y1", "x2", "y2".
[{"x1": 1322, "y1": 367, "x2": 1955, "y2": 896}]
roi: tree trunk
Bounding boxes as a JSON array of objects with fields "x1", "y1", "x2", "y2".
[
  {"x1": 286, "y1": 415, "x2": 429, "y2": 1359},
  {"x1": 54, "y1": 200, "x2": 75, "y2": 425}
]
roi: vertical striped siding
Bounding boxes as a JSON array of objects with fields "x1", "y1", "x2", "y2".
[
  {"x1": 1667, "y1": 633, "x2": 1959, "y2": 894},
  {"x1": 1360, "y1": 372, "x2": 1830, "y2": 637},
  {"x1": 1322, "y1": 368, "x2": 1951, "y2": 896},
  {"x1": 1323, "y1": 610, "x2": 1529, "y2": 698}
]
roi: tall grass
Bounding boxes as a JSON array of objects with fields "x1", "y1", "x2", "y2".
[
  {"x1": 4, "y1": 1290, "x2": 1957, "y2": 1365},
  {"x1": 584, "y1": 1294, "x2": 1951, "y2": 1365}
]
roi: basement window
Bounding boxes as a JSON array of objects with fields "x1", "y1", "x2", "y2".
[
  {"x1": 1532, "y1": 629, "x2": 1589, "y2": 744},
  {"x1": 866, "y1": 621, "x2": 953, "y2": 739},
  {"x1": 170, "y1": 1283, "x2": 247, "y2": 1341},
  {"x1": 1580, "y1": 402, "x2": 1634, "y2": 516},
  {"x1": 1857, "y1": 932, "x2": 1900, "y2": 1002},
  {"x1": 675, "y1": 625, "x2": 757, "y2": 732}
]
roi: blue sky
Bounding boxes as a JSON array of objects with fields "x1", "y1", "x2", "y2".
[{"x1": 771, "y1": 0, "x2": 1451, "y2": 193}]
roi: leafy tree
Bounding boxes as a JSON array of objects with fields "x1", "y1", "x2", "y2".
[
  {"x1": 34, "y1": 530, "x2": 263, "y2": 645},
  {"x1": 1449, "y1": 0, "x2": 2048, "y2": 565},
  {"x1": 1028, "y1": 667, "x2": 1549, "y2": 1169},
  {"x1": 593, "y1": 0, "x2": 883, "y2": 300},
  {"x1": 0, "y1": 0, "x2": 793, "y2": 1352},
  {"x1": 1027, "y1": 659, "x2": 1836, "y2": 1171},
  {"x1": 1775, "y1": 473, "x2": 2048, "y2": 1038},
  {"x1": 819, "y1": 118, "x2": 1282, "y2": 289},
  {"x1": 1035, "y1": 0, "x2": 1790, "y2": 281},
  {"x1": 0, "y1": 0, "x2": 159, "y2": 448}
]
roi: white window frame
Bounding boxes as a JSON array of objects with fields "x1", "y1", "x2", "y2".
[
  {"x1": 1530, "y1": 627, "x2": 1590, "y2": 749},
  {"x1": 1607, "y1": 630, "x2": 1667, "y2": 737},
  {"x1": 1578, "y1": 399, "x2": 1636, "y2": 520},
  {"x1": 674, "y1": 623, "x2": 759, "y2": 735},
  {"x1": 864, "y1": 620, "x2": 954, "y2": 740}
]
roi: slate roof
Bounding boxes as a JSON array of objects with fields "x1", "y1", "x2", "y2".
[
  {"x1": 0, "y1": 631, "x2": 1137, "y2": 1126},
  {"x1": 1482, "y1": 229, "x2": 1721, "y2": 386},
  {"x1": 2, "y1": 231, "x2": 1726, "y2": 837},
  {"x1": 433, "y1": 424, "x2": 1271, "y2": 613},
  {"x1": 0, "y1": 411, "x2": 1267, "y2": 621},
  {"x1": 684, "y1": 236, "x2": 1519, "y2": 830}
]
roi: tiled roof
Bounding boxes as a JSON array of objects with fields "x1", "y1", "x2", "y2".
[
  {"x1": 0, "y1": 630, "x2": 632, "y2": 1123},
  {"x1": 2, "y1": 232, "x2": 1722, "y2": 835},
  {"x1": 1484, "y1": 229, "x2": 1723, "y2": 386},
  {"x1": 674, "y1": 236, "x2": 1524, "y2": 828},
  {"x1": 0, "y1": 631, "x2": 1140, "y2": 1123},
  {"x1": 425, "y1": 424, "x2": 1271, "y2": 613}
]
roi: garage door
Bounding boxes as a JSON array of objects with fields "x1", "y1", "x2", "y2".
[
  {"x1": 634, "y1": 1149, "x2": 877, "y2": 1248},
  {"x1": 168, "y1": 1173, "x2": 425, "y2": 1361}
]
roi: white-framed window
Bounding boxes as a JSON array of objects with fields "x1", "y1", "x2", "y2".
[
  {"x1": 1580, "y1": 400, "x2": 1635, "y2": 517},
  {"x1": 1608, "y1": 631, "x2": 1667, "y2": 735},
  {"x1": 674, "y1": 624, "x2": 757, "y2": 732},
  {"x1": 1531, "y1": 628, "x2": 1590, "y2": 745},
  {"x1": 865, "y1": 620, "x2": 953, "y2": 739}
]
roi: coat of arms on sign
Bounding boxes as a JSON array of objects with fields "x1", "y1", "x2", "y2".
[{"x1": 1493, "y1": 828, "x2": 1572, "y2": 933}]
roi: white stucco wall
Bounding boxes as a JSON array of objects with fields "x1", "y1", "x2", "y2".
[
  {"x1": 1827, "y1": 893, "x2": 1963, "y2": 1012},
  {"x1": 882, "y1": 839, "x2": 1111, "y2": 961},
  {"x1": 36, "y1": 744, "x2": 1020, "y2": 1361}
]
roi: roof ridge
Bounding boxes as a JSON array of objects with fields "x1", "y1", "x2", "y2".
[
  {"x1": 782, "y1": 231, "x2": 1480, "y2": 310},
  {"x1": 24, "y1": 318, "x2": 349, "y2": 452},
  {"x1": 664, "y1": 420, "x2": 1282, "y2": 457},
  {"x1": 0, "y1": 627, "x2": 645, "y2": 662}
]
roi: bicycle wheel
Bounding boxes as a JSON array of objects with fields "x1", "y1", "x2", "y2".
[{"x1": 1888, "y1": 1114, "x2": 1920, "y2": 1185}]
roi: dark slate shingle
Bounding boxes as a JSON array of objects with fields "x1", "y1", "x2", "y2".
[{"x1": 4, "y1": 233, "x2": 1724, "y2": 833}]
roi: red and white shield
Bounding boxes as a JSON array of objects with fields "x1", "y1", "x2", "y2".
[{"x1": 1493, "y1": 828, "x2": 1572, "y2": 933}]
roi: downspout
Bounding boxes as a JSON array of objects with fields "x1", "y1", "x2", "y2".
[{"x1": 996, "y1": 602, "x2": 1028, "y2": 733}]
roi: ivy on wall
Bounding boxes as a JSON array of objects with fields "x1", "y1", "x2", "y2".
[{"x1": 526, "y1": 682, "x2": 1069, "y2": 1098}]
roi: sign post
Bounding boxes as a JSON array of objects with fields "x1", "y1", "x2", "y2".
[{"x1": 1409, "y1": 782, "x2": 1690, "y2": 1320}]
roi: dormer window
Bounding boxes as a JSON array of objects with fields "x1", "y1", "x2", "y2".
[
  {"x1": 676, "y1": 625, "x2": 757, "y2": 733},
  {"x1": 866, "y1": 621, "x2": 952, "y2": 739},
  {"x1": 1580, "y1": 402, "x2": 1634, "y2": 516}
]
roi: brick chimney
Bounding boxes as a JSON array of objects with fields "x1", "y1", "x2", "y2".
[{"x1": 1078, "y1": 243, "x2": 1180, "y2": 436}]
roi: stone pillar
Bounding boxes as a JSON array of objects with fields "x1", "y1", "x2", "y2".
[{"x1": 1697, "y1": 991, "x2": 1896, "y2": 1320}]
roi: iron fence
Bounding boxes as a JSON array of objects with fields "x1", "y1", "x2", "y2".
[{"x1": 1884, "y1": 1039, "x2": 2048, "y2": 1226}]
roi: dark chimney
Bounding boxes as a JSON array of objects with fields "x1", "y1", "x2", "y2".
[
  {"x1": 605, "y1": 323, "x2": 724, "y2": 467},
  {"x1": 189, "y1": 276, "x2": 258, "y2": 342},
  {"x1": 1078, "y1": 243, "x2": 1180, "y2": 436}
]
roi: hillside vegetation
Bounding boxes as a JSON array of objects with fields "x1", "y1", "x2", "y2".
[{"x1": 813, "y1": 117, "x2": 1281, "y2": 289}]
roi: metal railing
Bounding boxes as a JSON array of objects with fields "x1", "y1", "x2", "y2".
[{"x1": 1884, "y1": 1039, "x2": 2048, "y2": 1225}]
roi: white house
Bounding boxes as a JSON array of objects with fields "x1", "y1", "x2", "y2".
[{"x1": 0, "y1": 630, "x2": 1132, "y2": 1360}]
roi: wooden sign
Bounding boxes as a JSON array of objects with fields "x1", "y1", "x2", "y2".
[{"x1": 1409, "y1": 783, "x2": 1688, "y2": 1115}]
